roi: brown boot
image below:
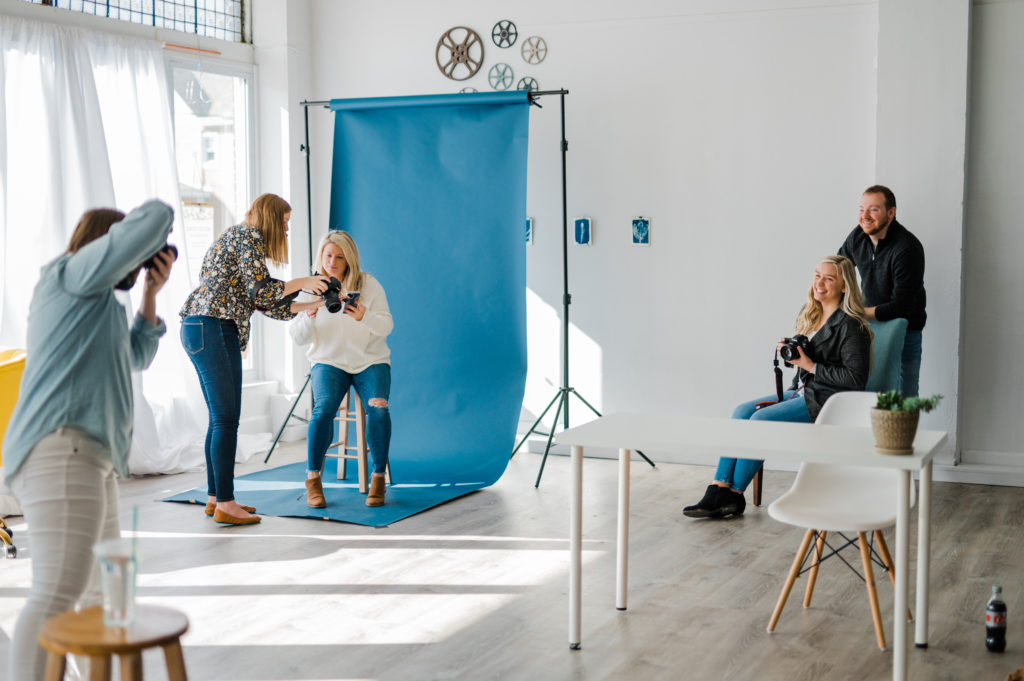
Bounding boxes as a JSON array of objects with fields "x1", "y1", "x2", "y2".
[
  {"x1": 366, "y1": 473, "x2": 386, "y2": 507},
  {"x1": 305, "y1": 476, "x2": 327, "y2": 508}
]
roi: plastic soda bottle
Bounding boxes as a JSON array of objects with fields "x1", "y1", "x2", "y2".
[{"x1": 986, "y1": 585, "x2": 1007, "y2": 652}]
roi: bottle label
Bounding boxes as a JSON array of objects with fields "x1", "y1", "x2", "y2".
[{"x1": 986, "y1": 612, "x2": 1007, "y2": 627}]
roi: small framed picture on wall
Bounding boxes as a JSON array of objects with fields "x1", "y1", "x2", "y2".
[
  {"x1": 525, "y1": 217, "x2": 534, "y2": 244},
  {"x1": 632, "y1": 216, "x2": 651, "y2": 246},
  {"x1": 574, "y1": 217, "x2": 592, "y2": 245}
]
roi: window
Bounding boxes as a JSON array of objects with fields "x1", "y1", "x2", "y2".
[
  {"x1": 169, "y1": 58, "x2": 259, "y2": 375},
  {"x1": 21, "y1": 0, "x2": 245, "y2": 42}
]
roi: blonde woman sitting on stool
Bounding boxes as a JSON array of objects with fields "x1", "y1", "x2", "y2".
[{"x1": 290, "y1": 231, "x2": 393, "y2": 507}]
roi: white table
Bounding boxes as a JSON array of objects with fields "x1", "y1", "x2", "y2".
[{"x1": 554, "y1": 413, "x2": 947, "y2": 681}]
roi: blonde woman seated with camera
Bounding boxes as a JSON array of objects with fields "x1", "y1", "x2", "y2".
[
  {"x1": 289, "y1": 231, "x2": 393, "y2": 507},
  {"x1": 682, "y1": 254, "x2": 872, "y2": 520}
]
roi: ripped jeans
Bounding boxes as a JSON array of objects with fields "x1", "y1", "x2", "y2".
[{"x1": 307, "y1": 362, "x2": 391, "y2": 475}]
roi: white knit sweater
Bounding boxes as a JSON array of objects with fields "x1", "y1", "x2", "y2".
[{"x1": 288, "y1": 272, "x2": 392, "y2": 374}]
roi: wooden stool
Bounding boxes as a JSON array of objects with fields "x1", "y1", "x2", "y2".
[
  {"x1": 38, "y1": 604, "x2": 188, "y2": 681},
  {"x1": 325, "y1": 389, "x2": 390, "y2": 493}
]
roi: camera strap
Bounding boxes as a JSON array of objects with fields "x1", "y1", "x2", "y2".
[{"x1": 772, "y1": 351, "x2": 784, "y2": 402}]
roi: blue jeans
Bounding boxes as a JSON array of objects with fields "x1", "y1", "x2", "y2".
[
  {"x1": 307, "y1": 362, "x2": 391, "y2": 475},
  {"x1": 181, "y1": 316, "x2": 242, "y2": 502},
  {"x1": 713, "y1": 390, "x2": 811, "y2": 492},
  {"x1": 901, "y1": 330, "x2": 922, "y2": 398}
]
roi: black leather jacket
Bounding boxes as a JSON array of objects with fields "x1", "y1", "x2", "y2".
[{"x1": 788, "y1": 309, "x2": 871, "y2": 421}]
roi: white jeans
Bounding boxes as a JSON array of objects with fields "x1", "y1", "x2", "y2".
[{"x1": 8, "y1": 427, "x2": 120, "y2": 681}]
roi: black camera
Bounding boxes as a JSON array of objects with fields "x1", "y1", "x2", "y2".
[
  {"x1": 322, "y1": 276, "x2": 344, "y2": 313},
  {"x1": 143, "y1": 243, "x2": 177, "y2": 269},
  {"x1": 779, "y1": 334, "x2": 809, "y2": 365}
]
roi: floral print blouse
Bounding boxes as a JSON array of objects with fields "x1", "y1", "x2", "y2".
[{"x1": 179, "y1": 224, "x2": 295, "y2": 351}]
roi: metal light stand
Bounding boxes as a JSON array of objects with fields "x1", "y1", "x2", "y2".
[
  {"x1": 510, "y1": 90, "x2": 655, "y2": 487},
  {"x1": 265, "y1": 101, "x2": 325, "y2": 464}
]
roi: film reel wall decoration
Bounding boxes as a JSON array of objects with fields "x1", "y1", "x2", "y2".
[
  {"x1": 488, "y1": 63, "x2": 514, "y2": 91},
  {"x1": 436, "y1": 26, "x2": 484, "y2": 81},
  {"x1": 437, "y1": 20, "x2": 547, "y2": 93},
  {"x1": 521, "y1": 36, "x2": 547, "y2": 64},
  {"x1": 491, "y1": 20, "x2": 518, "y2": 48}
]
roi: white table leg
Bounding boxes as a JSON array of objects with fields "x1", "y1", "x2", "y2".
[
  {"x1": 894, "y1": 469, "x2": 911, "y2": 681},
  {"x1": 915, "y1": 460, "x2": 932, "y2": 647},
  {"x1": 616, "y1": 448, "x2": 630, "y2": 611},
  {"x1": 569, "y1": 444, "x2": 583, "y2": 649}
]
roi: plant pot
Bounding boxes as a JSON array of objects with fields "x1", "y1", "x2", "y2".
[{"x1": 870, "y1": 408, "x2": 919, "y2": 455}]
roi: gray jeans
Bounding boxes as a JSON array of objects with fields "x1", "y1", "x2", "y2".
[{"x1": 8, "y1": 426, "x2": 119, "y2": 681}]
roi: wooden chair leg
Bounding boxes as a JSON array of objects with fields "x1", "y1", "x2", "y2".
[
  {"x1": 42, "y1": 652, "x2": 66, "y2": 681},
  {"x1": 119, "y1": 652, "x2": 144, "y2": 681},
  {"x1": 163, "y1": 639, "x2": 189, "y2": 681},
  {"x1": 875, "y1": 530, "x2": 912, "y2": 622},
  {"x1": 752, "y1": 465, "x2": 763, "y2": 506},
  {"x1": 858, "y1": 531, "x2": 887, "y2": 650},
  {"x1": 355, "y1": 393, "x2": 369, "y2": 494},
  {"x1": 89, "y1": 655, "x2": 112, "y2": 681},
  {"x1": 337, "y1": 392, "x2": 351, "y2": 481},
  {"x1": 803, "y1": 530, "x2": 827, "y2": 607},
  {"x1": 768, "y1": 528, "x2": 815, "y2": 632}
]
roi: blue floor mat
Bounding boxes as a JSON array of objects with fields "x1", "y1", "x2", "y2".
[{"x1": 162, "y1": 458, "x2": 487, "y2": 528}]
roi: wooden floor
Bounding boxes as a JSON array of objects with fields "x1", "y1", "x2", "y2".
[{"x1": 2, "y1": 442, "x2": 1022, "y2": 681}]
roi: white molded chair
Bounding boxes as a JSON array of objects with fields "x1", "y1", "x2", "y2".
[{"x1": 766, "y1": 390, "x2": 915, "y2": 650}]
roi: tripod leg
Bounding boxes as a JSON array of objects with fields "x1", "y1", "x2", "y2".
[
  {"x1": 511, "y1": 390, "x2": 562, "y2": 459},
  {"x1": 535, "y1": 391, "x2": 568, "y2": 488},
  {"x1": 567, "y1": 389, "x2": 656, "y2": 468},
  {"x1": 264, "y1": 374, "x2": 311, "y2": 464}
]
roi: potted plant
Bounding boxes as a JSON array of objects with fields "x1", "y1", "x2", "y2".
[{"x1": 871, "y1": 390, "x2": 943, "y2": 454}]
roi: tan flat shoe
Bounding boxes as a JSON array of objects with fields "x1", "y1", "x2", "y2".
[
  {"x1": 366, "y1": 473, "x2": 386, "y2": 507},
  {"x1": 305, "y1": 477, "x2": 327, "y2": 508},
  {"x1": 205, "y1": 501, "x2": 255, "y2": 517},
  {"x1": 213, "y1": 509, "x2": 261, "y2": 525}
]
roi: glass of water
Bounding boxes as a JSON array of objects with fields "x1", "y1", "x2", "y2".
[{"x1": 92, "y1": 537, "x2": 137, "y2": 628}]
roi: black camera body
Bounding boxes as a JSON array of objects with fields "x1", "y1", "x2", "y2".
[
  {"x1": 322, "y1": 276, "x2": 344, "y2": 313},
  {"x1": 779, "y1": 334, "x2": 810, "y2": 366},
  {"x1": 144, "y1": 243, "x2": 177, "y2": 269}
]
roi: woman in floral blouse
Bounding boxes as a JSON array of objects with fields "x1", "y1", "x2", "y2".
[{"x1": 180, "y1": 193, "x2": 329, "y2": 525}]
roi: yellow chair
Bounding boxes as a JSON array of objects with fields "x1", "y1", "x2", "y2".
[
  {"x1": 324, "y1": 389, "x2": 391, "y2": 494},
  {"x1": 0, "y1": 348, "x2": 27, "y2": 467}
]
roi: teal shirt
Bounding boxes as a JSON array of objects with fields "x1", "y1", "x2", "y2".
[{"x1": 2, "y1": 200, "x2": 173, "y2": 480}]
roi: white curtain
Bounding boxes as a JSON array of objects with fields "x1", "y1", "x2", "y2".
[{"x1": 0, "y1": 16, "x2": 210, "y2": 494}]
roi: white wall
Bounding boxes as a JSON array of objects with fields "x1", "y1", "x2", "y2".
[
  {"x1": 960, "y1": 0, "x2": 1024, "y2": 472},
  {"x1": 298, "y1": 0, "x2": 879, "y2": 459},
  {"x1": 875, "y1": 0, "x2": 970, "y2": 467}
]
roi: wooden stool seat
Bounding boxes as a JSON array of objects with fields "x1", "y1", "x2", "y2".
[{"x1": 38, "y1": 604, "x2": 189, "y2": 681}]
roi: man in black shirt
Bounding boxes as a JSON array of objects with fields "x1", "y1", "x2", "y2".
[{"x1": 838, "y1": 185, "x2": 926, "y2": 396}]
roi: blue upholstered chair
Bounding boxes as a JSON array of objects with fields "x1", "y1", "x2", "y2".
[{"x1": 750, "y1": 317, "x2": 909, "y2": 506}]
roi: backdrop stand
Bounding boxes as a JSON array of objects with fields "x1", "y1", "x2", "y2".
[
  {"x1": 265, "y1": 99, "x2": 326, "y2": 464},
  {"x1": 510, "y1": 90, "x2": 655, "y2": 487}
]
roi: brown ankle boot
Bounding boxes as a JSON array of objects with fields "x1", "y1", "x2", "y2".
[
  {"x1": 366, "y1": 473, "x2": 386, "y2": 507},
  {"x1": 305, "y1": 477, "x2": 327, "y2": 508}
]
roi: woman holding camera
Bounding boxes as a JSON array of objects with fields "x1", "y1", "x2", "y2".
[
  {"x1": 180, "y1": 194, "x2": 329, "y2": 525},
  {"x1": 4, "y1": 200, "x2": 174, "y2": 681},
  {"x1": 682, "y1": 254, "x2": 872, "y2": 520},
  {"x1": 289, "y1": 231, "x2": 393, "y2": 508}
]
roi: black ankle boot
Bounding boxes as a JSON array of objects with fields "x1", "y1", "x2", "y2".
[
  {"x1": 716, "y1": 488, "x2": 746, "y2": 518},
  {"x1": 683, "y1": 484, "x2": 726, "y2": 518}
]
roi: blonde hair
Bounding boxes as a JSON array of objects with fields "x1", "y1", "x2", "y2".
[
  {"x1": 245, "y1": 193, "x2": 291, "y2": 267},
  {"x1": 316, "y1": 230, "x2": 363, "y2": 292},
  {"x1": 795, "y1": 255, "x2": 872, "y2": 337}
]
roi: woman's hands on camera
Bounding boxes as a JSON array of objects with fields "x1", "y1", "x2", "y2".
[
  {"x1": 777, "y1": 337, "x2": 815, "y2": 372},
  {"x1": 139, "y1": 249, "x2": 174, "y2": 324},
  {"x1": 304, "y1": 275, "x2": 331, "y2": 295}
]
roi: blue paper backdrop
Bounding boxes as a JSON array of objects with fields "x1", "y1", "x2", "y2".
[{"x1": 329, "y1": 92, "x2": 530, "y2": 485}]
